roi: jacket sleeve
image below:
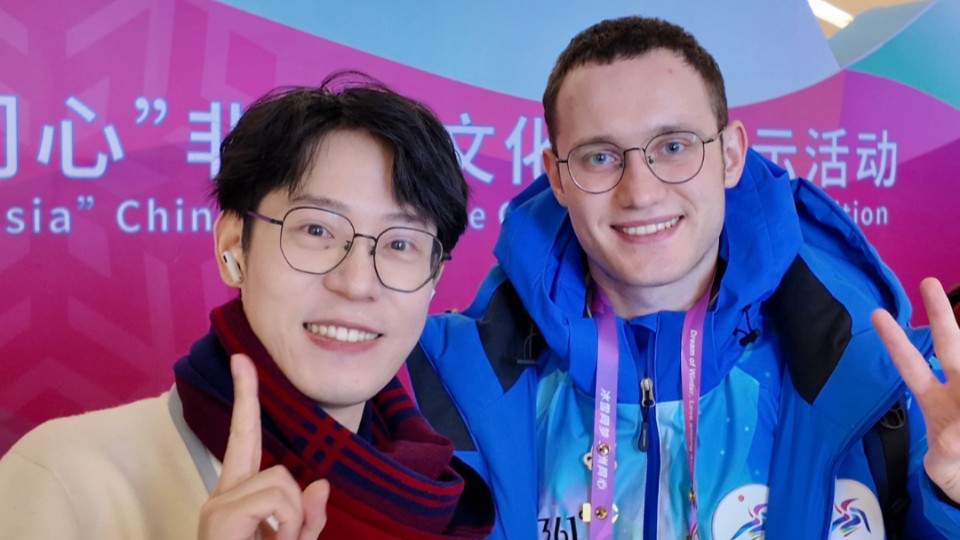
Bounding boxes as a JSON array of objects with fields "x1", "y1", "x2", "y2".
[
  {"x1": 901, "y1": 357, "x2": 960, "y2": 538},
  {"x1": 0, "y1": 449, "x2": 84, "y2": 538},
  {"x1": 911, "y1": 472, "x2": 960, "y2": 536}
]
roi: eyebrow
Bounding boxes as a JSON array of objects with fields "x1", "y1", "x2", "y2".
[
  {"x1": 289, "y1": 194, "x2": 428, "y2": 226},
  {"x1": 570, "y1": 123, "x2": 706, "y2": 149}
]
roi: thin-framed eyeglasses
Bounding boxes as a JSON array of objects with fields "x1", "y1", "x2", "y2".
[
  {"x1": 555, "y1": 127, "x2": 726, "y2": 194},
  {"x1": 247, "y1": 206, "x2": 449, "y2": 293}
]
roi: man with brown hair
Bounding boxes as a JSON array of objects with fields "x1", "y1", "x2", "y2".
[{"x1": 412, "y1": 16, "x2": 960, "y2": 539}]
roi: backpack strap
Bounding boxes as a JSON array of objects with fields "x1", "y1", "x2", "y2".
[{"x1": 863, "y1": 397, "x2": 910, "y2": 539}]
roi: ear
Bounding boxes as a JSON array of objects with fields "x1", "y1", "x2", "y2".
[
  {"x1": 720, "y1": 120, "x2": 748, "y2": 189},
  {"x1": 431, "y1": 261, "x2": 446, "y2": 289},
  {"x1": 214, "y1": 211, "x2": 244, "y2": 287},
  {"x1": 542, "y1": 147, "x2": 568, "y2": 208}
]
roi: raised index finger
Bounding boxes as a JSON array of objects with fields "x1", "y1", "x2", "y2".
[{"x1": 214, "y1": 353, "x2": 263, "y2": 493}]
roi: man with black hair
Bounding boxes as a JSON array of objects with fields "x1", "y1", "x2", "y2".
[{"x1": 0, "y1": 74, "x2": 494, "y2": 539}]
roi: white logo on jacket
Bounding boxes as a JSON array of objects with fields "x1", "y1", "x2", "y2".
[{"x1": 711, "y1": 480, "x2": 883, "y2": 539}]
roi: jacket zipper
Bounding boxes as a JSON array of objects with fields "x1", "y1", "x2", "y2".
[
  {"x1": 640, "y1": 325, "x2": 660, "y2": 540},
  {"x1": 638, "y1": 377, "x2": 655, "y2": 451}
]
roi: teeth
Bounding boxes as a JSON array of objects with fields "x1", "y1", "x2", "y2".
[
  {"x1": 304, "y1": 323, "x2": 378, "y2": 343},
  {"x1": 619, "y1": 217, "x2": 680, "y2": 236}
]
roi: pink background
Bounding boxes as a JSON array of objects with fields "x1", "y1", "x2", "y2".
[{"x1": 1, "y1": 0, "x2": 958, "y2": 453}]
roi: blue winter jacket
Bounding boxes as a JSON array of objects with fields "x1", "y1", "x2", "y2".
[{"x1": 410, "y1": 150, "x2": 960, "y2": 538}]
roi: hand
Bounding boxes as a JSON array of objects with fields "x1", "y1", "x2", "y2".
[
  {"x1": 198, "y1": 354, "x2": 330, "y2": 539},
  {"x1": 872, "y1": 277, "x2": 960, "y2": 503}
]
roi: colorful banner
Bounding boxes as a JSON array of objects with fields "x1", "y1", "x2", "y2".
[{"x1": 1, "y1": 0, "x2": 957, "y2": 453}]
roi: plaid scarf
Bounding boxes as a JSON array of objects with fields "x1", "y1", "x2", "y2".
[{"x1": 174, "y1": 298, "x2": 493, "y2": 538}]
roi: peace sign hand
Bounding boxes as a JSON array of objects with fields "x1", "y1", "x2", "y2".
[
  {"x1": 872, "y1": 277, "x2": 960, "y2": 503},
  {"x1": 198, "y1": 354, "x2": 330, "y2": 539}
]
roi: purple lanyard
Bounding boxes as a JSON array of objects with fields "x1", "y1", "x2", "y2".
[
  {"x1": 588, "y1": 286, "x2": 618, "y2": 540},
  {"x1": 589, "y1": 284, "x2": 711, "y2": 540},
  {"x1": 681, "y1": 283, "x2": 711, "y2": 540}
]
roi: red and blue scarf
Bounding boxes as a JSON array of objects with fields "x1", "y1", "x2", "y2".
[{"x1": 174, "y1": 298, "x2": 493, "y2": 538}]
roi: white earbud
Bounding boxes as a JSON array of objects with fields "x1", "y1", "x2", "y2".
[
  {"x1": 222, "y1": 251, "x2": 242, "y2": 283},
  {"x1": 431, "y1": 289, "x2": 436, "y2": 299}
]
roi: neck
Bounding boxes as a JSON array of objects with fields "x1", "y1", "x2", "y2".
[
  {"x1": 591, "y1": 254, "x2": 718, "y2": 319},
  {"x1": 324, "y1": 403, "x2": 365, "y2": 433}
]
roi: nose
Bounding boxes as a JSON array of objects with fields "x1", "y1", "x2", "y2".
[
  {"x1": 614, "y1": 147, "x2": 669, "y2": 207},
  {"x1": 322, "y1": 235, "x2": 381, "y2": 300}
]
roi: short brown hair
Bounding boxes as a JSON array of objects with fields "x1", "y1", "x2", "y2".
[{"x1": 542, "y1": 17, "x2": 728, "y2": 151}]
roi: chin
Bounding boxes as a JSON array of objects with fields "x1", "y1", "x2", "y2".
[
  {"x1": 324, "y1": 378, "x2": 386, "y2": 403},
  {"x1": 611, "y1": 262, "x2": 673, "y2": 285}
]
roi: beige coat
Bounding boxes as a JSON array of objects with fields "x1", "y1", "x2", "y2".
[{"x1": 0, "y1": 392, "x2": 211, "y2": 539}]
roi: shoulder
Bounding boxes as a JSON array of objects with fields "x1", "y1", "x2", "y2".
[
  {"x1": 0, "y1": 392, "x2": 207, "y2": 538},
  {"x1": 0, "y1": 391, "x2": 205, "y2": 493},
  {"x1": 421, "y1": 279, "x2": 541, "y2": 388},
  {"x1": 7, "y1": 393, "x2": 175, "y2": 462}
]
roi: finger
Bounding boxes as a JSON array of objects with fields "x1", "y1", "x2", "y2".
[
  {"x1": 257, "y1": 466, "x2": 312, "y2": 540},
  {"x1": 921, "y1": 277, "x2": 960, "y2": 377},
  {"x1": 299, "y1": 479, "x2": 330, "y2": 540},
  {"x1": 216, "y1": 353, "x2": 263, "y2": 494},
  {"x1": 200, "y1": 466, "x2": 304, "y2": 540},
  {"x1": 202, "y1": 492, "x2": 286, "y2": 540},
  {"x1": 872, "y1": 308, "x2": 940, "y2": 400}
]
